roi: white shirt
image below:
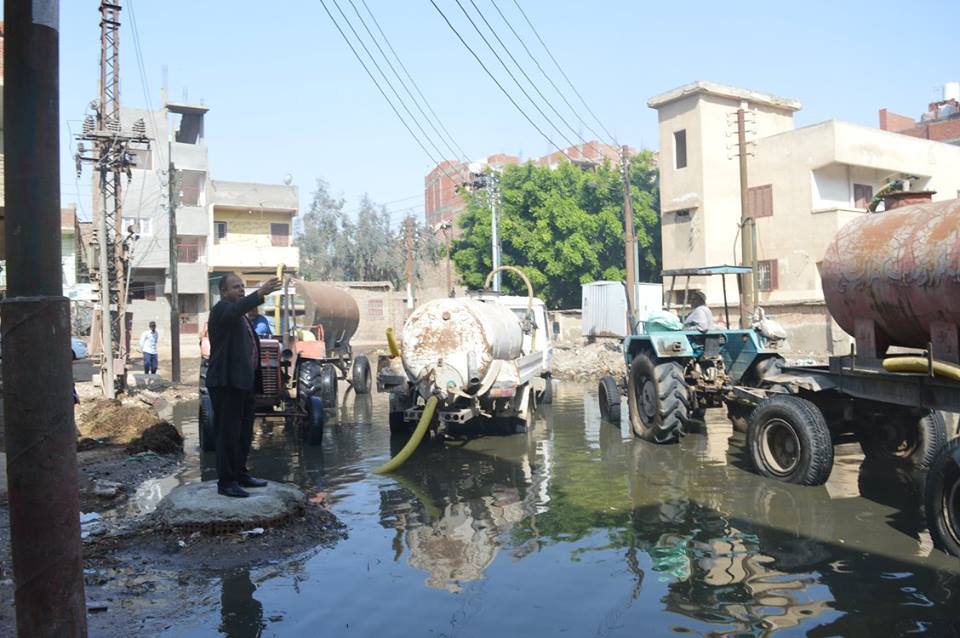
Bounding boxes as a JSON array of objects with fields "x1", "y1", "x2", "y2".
[
  {"x1": 139, "y1": 329, "x2": 159, "y2": 354},
  {"x1": 684, "y1": 306, "x2": 715, "y2": 332}
]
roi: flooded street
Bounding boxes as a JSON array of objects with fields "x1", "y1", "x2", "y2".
[{"x1": 157, "y1": 383, "x2": 960, "y2": 637}]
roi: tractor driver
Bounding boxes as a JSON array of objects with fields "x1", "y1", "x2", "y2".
[
  {"x1": 246, "y1": 307, "x2": 272, "y2": 338},
  {"x1": 683, "y1": 290, "x2": 715, "y2": 332}
]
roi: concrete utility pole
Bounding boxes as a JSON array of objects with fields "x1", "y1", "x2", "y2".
[
  {"x1": 75, "y1": 0, "x2": 150, "y2": 395},
  {"x1": 489, "y1": 172, "x2": 501, "y2": 292},
  {"x1": 2, "y1": 1, "x2": 89, "y2": 635},
  {"x1": 167, "y1": 163, "x2": 181, "y2": 382},
  {"x1": 404, "y1": 216, "x2": 415, "y2": 310},
  {"x1": 620, "y1": 145, "x2": 637, "y2": 330},
  {"x1": 737, "y1": 104, "x2": 757, "y2": 327}
]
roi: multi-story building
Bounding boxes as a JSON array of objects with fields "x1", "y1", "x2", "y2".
[
  {"x1": 207, "y1": 179, "x2": 299, "y2": 297},
  {"x1": 649, "y1": 80, "x2": 960, "y2": 354},
  {"x1": 879, "y1": 82, "x2": 960, "y2": 146}
]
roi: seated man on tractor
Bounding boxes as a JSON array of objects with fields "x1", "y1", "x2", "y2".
[
  {"x1": 246, "y1": 308, "x2": 272, "y2": 338},
  {"x1": 683, "y1": 291, "x2": 715, "y2": 332}
]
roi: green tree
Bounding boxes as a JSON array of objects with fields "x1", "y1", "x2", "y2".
[
  {"x1": 451, "y1": 152, "x2": 661, "y2": 308},
  {"x1": 296, "y1": 178, "x2": 347, "y2": 281}
]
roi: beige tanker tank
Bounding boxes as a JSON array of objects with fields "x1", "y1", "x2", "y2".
[{"x1": 294, "y1": 280, "x2": 360, "y2": 356}]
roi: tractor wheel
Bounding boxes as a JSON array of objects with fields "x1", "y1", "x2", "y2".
[
  {"x1": 538, "y1": 373, "x2": 554, "y2": 405},
  {"x1": 924, "y1": 437, "x2": 960, "y2": 557},
  {"x1": 748, "y1": 395, "x2": 833, "y2": 486},
  {"x1": 198, "y1": 394, "x2": 216, "y2": 452},
  {"x1": 297, "y1": 360, "x2": 323, "y2": 414},
  {"x1": 305, "y1": 395, "x2": 325, "y2": 446},
  {"x1": 598, "y1": 376, "x2": 621, "y2": 424},
  {"x1": 626, "y1": 354, "x2": 690, "y2": 443},
  {"x1": 860, "y1": 410, "x2": 947, "y2": 468},
  {"x1": 320, "y1": 364, "x2": 339, "y2": 408},
  {"x1": 351, "y1": 355, "x2": 372, "y2": 395}
]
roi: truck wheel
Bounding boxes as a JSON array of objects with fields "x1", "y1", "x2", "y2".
[
  {"x1": 297, "y1": 360, "x2": 323, "y2": 414},
  {"x1": 747, "y1": 395, "x2": 833, "y2": 486},
  {"x1": 598, "y1": 376, "x2": 621, "y2": 423},
  {"x1": 627, "y1": 354, "x2": 689, "y2": 444},
  {"x1": 538, "y1": 373, "x2": 553, "y2": 405},
  {"x1": 321, "y1": 364, "x2": 339, "y2": 408},
  {"x1": 924, "y1": 437, "x2": 960, "y2": 557},
  {"x1": 352, "y1": 355, "x2": 372, "y2": 395},
  {"x1": 727, "y1": 402, "x2": 753, "y2": 433},
  {"x1": 860, "y1": 410, "x2": 947, "y2": 468},
  {"x1": 305, "y1": 395, "x2": 325, "y2": 445},
  {"x1": 198, "y1": 394, "x2": 216, "y2": 452}
]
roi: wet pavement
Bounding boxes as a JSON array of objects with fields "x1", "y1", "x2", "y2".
[{"x1": 153, "y1": 383, "x2": 960, "y2": 637}]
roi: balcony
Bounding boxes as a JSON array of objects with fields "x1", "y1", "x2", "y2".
[
  {"x1": 176, "y1": 205, "x2": 209, "y2": 236},
  {"x1": 170, "y1": 142, "x2": 208, "y2": 172},
  {"x1": 209, "y1": 243, "x2": 300, "y2": 271},
  {"x1": 165, "y1": 262, "x2": 208, "y2": 295}
]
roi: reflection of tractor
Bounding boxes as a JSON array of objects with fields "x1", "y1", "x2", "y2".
[
  {"x1": 599, "y1": 266, "x2": 787, "y2": 442},
  {"x1": 198, "y1": 277, "x2": 370, "y2": 451}
]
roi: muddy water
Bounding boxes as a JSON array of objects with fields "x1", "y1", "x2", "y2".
[{"x1": 161, "y1": 384, "x2": 960, "y2": 636}]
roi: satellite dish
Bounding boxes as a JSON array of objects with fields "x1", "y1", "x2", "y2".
[{"x1": 282, "y1": 174, "x2": 293, "y2": 186}]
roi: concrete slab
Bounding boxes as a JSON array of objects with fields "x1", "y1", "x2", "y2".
[{"x1": 154, "y1": 480, "x2": 306, "y2": 532}]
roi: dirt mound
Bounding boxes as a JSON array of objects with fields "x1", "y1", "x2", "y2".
[
  {"x1": 78, "y1": 400, "x2": 182, "y2": 454},
  {"x1": 551, "y1": 339, "x2": 624, "y2": 381}
]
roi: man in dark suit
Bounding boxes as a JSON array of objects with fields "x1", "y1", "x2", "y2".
[{"x1": 206, "y1": 273, "x2": 282, "y2": 497}]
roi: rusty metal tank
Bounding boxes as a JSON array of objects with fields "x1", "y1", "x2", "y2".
[
  {"x1": 820, "y1": 197, "x2": 960, "y2": 358},
  {"x1": 400, "y1": 297, "x2": 523, "y2": 394},
  {"x1": 293, "y1": 280, "x2": 360, "y2": 353}
]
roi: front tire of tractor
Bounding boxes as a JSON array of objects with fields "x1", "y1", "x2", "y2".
[
  {"x1": 627, "y1": 354, "x2": 689, "y2": 444},
  {"x1": 748, "y1": 395, "x2": 833, "y2": 486},
  {"x1": 598, "y1": 375, "x2": 621, "y2": 424},
  {"x1": 924, "y1": 437, "x2": 960, "y2": 557},
  {"x1": 352, "y1": 355, "x2": 372, "y2": 395},
  {"x1": 860, "y1": 410, "x2": 948, "y2": 468},
  {"x1": 199, "y1": 394, "x2": 216, "y2": 452}
]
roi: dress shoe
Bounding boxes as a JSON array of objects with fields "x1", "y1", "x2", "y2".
[
  {"x1": 218, "y1": 484, "x2": 249, "y2": 498},
  {"x1": 239, "y1": 475, "x2": 268, "y2": 488}
]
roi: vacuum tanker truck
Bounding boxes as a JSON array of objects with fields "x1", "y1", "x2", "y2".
[{"x1": 377, "y1": 266, "x2": 553, "y2": 435}]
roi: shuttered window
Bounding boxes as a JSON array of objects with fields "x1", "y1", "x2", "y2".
[
  {"x1": 747, "y1": 184, "x2": 773, "y2": 218},
  {"x1": 853, "y1": 183, "x2": 873, "y2": 209}
]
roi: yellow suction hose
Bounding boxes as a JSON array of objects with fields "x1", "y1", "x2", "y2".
[
  {"x1": 386, "y1": 327, "x2": 401, "y2": 357},
  {"x1": 374, "y1": 395, "x2": 438, "y2": 474},
  {"x1": 883, "y1": 356, "x2": 960, "y2": 381}
]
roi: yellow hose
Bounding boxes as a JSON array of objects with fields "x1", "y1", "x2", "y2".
[
  {"x1": 374, "y1": 396, "x2": 438, "y2": 474},
  {"x1": 386, "y1": 327, "x2": 401, "y2": 357},
  {"x1": 882, "y1": 356, "x2": 960, "y2": 381}
]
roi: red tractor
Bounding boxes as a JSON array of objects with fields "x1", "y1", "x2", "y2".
[{"x1": 198, "y1": 279, "x2": 370, "y2": 451}]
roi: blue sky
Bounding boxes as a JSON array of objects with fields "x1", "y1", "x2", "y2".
[{"x1": 38, "y1": 0, "x2": 960, "y2": 224}]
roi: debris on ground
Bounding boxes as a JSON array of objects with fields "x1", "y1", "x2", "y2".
[
  {"x1": 77, "y1": 400, "x2": 182, "y2": 454},
  {"x1": 551, "y1": 339, "x2": 624, "y2": 381}
]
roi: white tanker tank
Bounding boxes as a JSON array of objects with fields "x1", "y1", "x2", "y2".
[{"x1": 378, "y1": 267, "x2": 554, "y2": 433}]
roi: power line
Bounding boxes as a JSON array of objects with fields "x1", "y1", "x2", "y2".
[
  {"x1": 451, "y1": 0, "x2": 580, "y2": 152},
  {"x1": 360, "y1": 0, "x2": 470, "y2": 163},
  {"x1": 429, "y1": 0, "x2": 575, "y2": 161},
  {"x1": 349, "y1": 0, "x2": 469, "y2": 164},
  {"x1": 510, "y1": 0, "x2": 618, "y2": 146},
  {"x1": 467, "y1": 0, "x2": 589, "y2": 148},
  {"x1": 488, "y1": 0, "x2": 610, "y2": 146}
]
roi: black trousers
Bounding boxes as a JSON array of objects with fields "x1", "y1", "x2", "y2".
[{"x1": 209, "y1": 386, "x2": 256, "y2": 488}]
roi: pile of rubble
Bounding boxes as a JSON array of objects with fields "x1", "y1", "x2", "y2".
[
  {"x1": 551, "y1": 339, "x2": 624, "y2": 382},
  {"x1": 77, "y1": 399, "x2": 182, "y2": 454}
]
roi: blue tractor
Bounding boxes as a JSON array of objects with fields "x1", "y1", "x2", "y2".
[{"x1": 598, "y1": 266, "x2": 787, "y2": 443}]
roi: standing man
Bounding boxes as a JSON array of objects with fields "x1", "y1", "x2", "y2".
[
  {"x1": 139, "y1": 321, "x2": 159, "y2": 375},
  {"x1": 206, "y1": 273, "x2": 283, "y2": 498}
]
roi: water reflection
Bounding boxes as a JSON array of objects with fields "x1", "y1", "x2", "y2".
[{"x1": 219, "y1": 570, "x2": 264, "y2": 638}]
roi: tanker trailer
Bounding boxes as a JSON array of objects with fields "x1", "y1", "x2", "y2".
[
  {"x1": 727, "y1": 194, "x2": 960, "y2": 553},
  {"x1": 377, "y1": 266, "x2": 553, "y2": 437}
]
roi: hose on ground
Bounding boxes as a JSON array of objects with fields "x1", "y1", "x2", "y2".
[
  {"x1": 386, "y1": 327, "x2": 401, "y2": 358},
  {"x1": 373, "y1": 395, "x2": 438, "y2": 474},
  {"x1": 882, "y1": 356, "x2": 960, "y2": 380}
]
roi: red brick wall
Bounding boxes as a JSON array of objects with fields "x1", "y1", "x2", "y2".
[{"x1": 878, "y1": 108, "x2": 915, "y2": 133}]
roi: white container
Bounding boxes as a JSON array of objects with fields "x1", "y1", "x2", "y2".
[
  {"x1": 582, "y1": 281, "x2": 664, "y2": 338},
  {"x1": 944, "y1": 82, "x2": 960, "y2": 102}
]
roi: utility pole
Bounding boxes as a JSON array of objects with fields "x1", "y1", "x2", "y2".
[
  {"x1": 737, "y1": 104, "x2": 756, "y2": 328},
  {"x1": 444, "y1": 223, "x2": 453, "y2": 297},
  {"x1": 489, "y1": 172, "x2": 501, "y2": 292},
  {"x1": 75, "y1": 0, "x2": 150, "y2": 396},
  {"x1": 2, "y1": 1, "x2": 88, "y2": 635},
  {"x1": 620, "y1": 145, "x2": 637, "y2": 330},
  {"x1": 404, "y1": 216, "x2": 415, "y2": 310},
  {"x1": 167, "y1": 163, "x2": 181, "y2": 382}
]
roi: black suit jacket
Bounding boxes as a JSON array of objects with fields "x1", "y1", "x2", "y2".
[{"x1": 205, "y1": 291, "x2": 264, "y2": 391}]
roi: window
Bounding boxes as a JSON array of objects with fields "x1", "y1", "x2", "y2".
[
  {"x1": 177, "y1": 236, "x2": 205, "y2": 263},
  {"x1": 757, "y1": 260, "x2": 778, "y2": 292},
  {"x1": 853, "y1": 183, "x2": 873, "y2": 209},
  {"x1": 129, "y1": 281, "x2": 157, "y2": 301},
  {"x1": 674, "y1": 130, "x2": 687, "y2": 169},
  {"x1": 178, "y1": 170, "x2": 206, "y2": 207},
  {"x1": 122, "y1": 217, "x2": 153, "y2": 236},
  {"x1": 214, "y1": 221, "x2": 228, "y2": 244},
  {"x1": 270, "y1": 223, "x2": 290, "y2": 247},
  {"x1": 367, "y1": 299, "x2": 384, "y2": 319},
  {"x1": 747, "y1": 184, "x2": 773, "y2": 218}
]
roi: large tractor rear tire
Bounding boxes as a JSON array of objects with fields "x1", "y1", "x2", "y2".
[
  {"x1": 860, "y1": 410, "x2": 947, "y2": 468},
  {"x1": 925, "y1": 437, "x2": 960, "y2": 557},
  {"x1": 297, "y1": 360, "x2": 323, "y2": 414},
  {"x1": 198, "y1": 394, "x2": 216, "y2": 452},
  {"x1": 627, "y1": 354, "x2": 690, "y2": 443},
  {"x1": 748, "y1": 395, "x2": 833, "y2": 486}
]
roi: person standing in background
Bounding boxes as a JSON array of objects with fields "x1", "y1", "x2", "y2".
[{"x1": 139, "y1": 321, "x2": 159, "y2": 374}]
